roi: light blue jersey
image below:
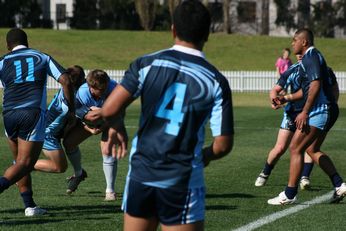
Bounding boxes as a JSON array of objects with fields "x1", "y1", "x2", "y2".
[{"x1": 75, "y1": 80, "x2": 117, "y2": 119}]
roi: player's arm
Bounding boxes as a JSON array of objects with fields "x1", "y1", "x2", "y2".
[
  {"x1": 203, "y1": 76, "x2": 234, "y2": 167},
  {"x1": 202, "y1": 135, "x2": 233, "y2": 167},
  {"x1": 58, "y1": 73, "x2": 75, "y2": 113},
  {"x1": 270, "y1": 85, "x2": 284, "y2": 109},
  {"x1": 102, "y1": 84, "x2": 133, "y2": 159},
  {"x1": 295, "y1": 80, "x2": 320, "y2": 130}
]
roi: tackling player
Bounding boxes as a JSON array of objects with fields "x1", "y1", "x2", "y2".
[
  {"x1": 34, "y1": 65, "x2": 85, "y2": 173},
  {"x1": 63, "y1": 69, "x2": 126, "y2": 201}
]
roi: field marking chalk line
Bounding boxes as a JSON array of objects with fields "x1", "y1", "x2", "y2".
[{"x1": 232, "y1": 191, "x2": 334, "y2": 231}]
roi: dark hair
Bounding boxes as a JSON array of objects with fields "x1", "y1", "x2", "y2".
[
  {"x1": 67, "y1": 65, "x2": 86, "y2": 90},
  {"x1": 6, "y1": 28, "x2": 28, "y2": 48},
  {"x1": 86, "y1": 69, "x2": 110, "y2": 90},
  {"x1": 173, "y1": 0, "x2": 211, "y2": 45},
  {"x1": 295, "y1": 28, "x2": 314, "y2": 46},
  {"x1": 283, "y1": 48, "x2": 291, "y2": 54}
]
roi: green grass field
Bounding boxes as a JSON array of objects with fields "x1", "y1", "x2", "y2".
[
  {"x1": 1, "y1": 29, "x2": 346, "y2": 230},
  {"x1": 1, "y1": 29, "x2": 346, "y2": 70},
  {"x1": 1, "y1": 92, "x2": 346, "y2": 230}
]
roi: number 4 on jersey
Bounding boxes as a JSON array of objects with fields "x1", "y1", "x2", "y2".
[{"x1": 155, "y1": 82, "x2": 187, "y2": 136}]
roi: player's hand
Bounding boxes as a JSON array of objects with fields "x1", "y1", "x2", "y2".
[
  {"x1": 107, "y1": 126, "x2": 128, "y2": 160},
  {"x1": 271, "y1": 99, "x2": 281, "y2": 110},
  {"x1": 295, "y1": 111, "x2": 309, "y2": 132},
  {"x1": 84, "y1": 107, "x2": 102, "y2": 122},
  {"x1": 83, "y1": 125, "x2": 102, "y2": 135}
]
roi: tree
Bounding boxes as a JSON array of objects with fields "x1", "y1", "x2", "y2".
[
  {"x1": 334, "y1": 0, "x2": 346, "y2": 28},
  {"x1": 134, "y1": 0, "x2": 157, "y2": 31},
  {"x1": 223, "y1": 0, "x2": 231, "y2": 33},
  {"x1": 311, "y1": 0, "x2": 335, "y2": 37},
  {"x1": 98, "y1": 0, "x2": 140, "y2": 30},
  {"x1": 297, "y1": 0, "x2": 310, "y2": 28},
  {"x1": 274, "y1": 0, "x2": 295, "y2": 33},
  {"x1": 168, "y1": 0, "x2": 181, "y2": 20},
  {"x1": 261, "y1": 0, "x2": 269, "y2": 35},
  {"x1": 70, "y1": 0, "x2": 98, "y2": 29}
]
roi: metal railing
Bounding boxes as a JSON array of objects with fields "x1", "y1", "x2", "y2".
[{"x1": 7, "y1": 70, "x2": 346, "y2": 93}]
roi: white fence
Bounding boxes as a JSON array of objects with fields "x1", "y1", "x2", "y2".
[{"x1": 32, "y1": 70, "x2": 346, "y2": 93}]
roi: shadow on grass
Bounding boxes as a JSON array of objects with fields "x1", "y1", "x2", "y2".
[
  {"x1": 0, "y1": 204, "x2": 122, "y2": 226},
  {"x1": 206, "y1": 193, "x2": 255, "y2": 199},
  {"x1": 206, "y1": 205, "x2": 237, "y2": 210}
]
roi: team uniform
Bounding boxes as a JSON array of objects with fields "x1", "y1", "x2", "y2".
[
  {"x1": 0, "y1": 46, "x2": 65, "y2": 141},
  {"x1": 300, "y1": 47, "x2": 338, "y2": 131},
  {"x1": 75, "y1": 79, "x2": 117, "y2": 122},
  {"x1": 121, "y1": 45, "x2": 234, "y2": 225},
  {"x1": 43, "y1": 89, "x2": 71, "y2": 150},
  {"x1": 276, "y1": 62, "x2": 304, "y2": 131}
]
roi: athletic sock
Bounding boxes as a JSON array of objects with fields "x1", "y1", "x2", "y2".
[
  {"x1": 262, "y1": 162, "x2": 274, "y2": 176},
  {"x1": 301, "y1": 163, "x2": 314, "y2": 178},
  {"x1": 0, "y1": 177, "x2": 11, "y2": 193},
  {"x1": 66, "y1": 147, "x2": 83, "y2": 177},
  {"x1": 330, "y1": 173, "x2": 343, "y2": 188},
  {"x1": 102, "y1": 155, "x2": 117, "y2": 193},
  {"x1": 21, "y1": 190, "x2": 36, "y2": 208},
  {"x1": 285, "y1": 186, "x2": 298, "y2": 199}
]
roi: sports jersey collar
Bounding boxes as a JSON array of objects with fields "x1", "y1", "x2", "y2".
[
  {"x1": 172, "y1": 45, "x2": 205, "y2": 59},
  {"x1": 304, "y1": 46, "x2": 315, "y2": 55},
  {"x1": 12, "y1": 45, "x2": 27, "y2": 51}
]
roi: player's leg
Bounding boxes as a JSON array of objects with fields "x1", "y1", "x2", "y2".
[
  {"x1": 63, "y1": 121, "x2": 91, "y2": 194},
  {"x1": 34, "y1": 134, "x2": 68, "y2": 173},
  {"x1": 124, "y1": 213, "x2": 158, "y2": 231},
  {"x1": 7, "y1": 138, "x2": 46, "y2": 216},
  {"x1": 34, "y1": 149, "x2": 68, "y2": 173},
  {"x1": 161, "y1": 221, "x2": 204, "y2": 231},
  {"x1": 300, "y1": 153, "x2": 313, "y2": 190},
  {"x1": 268, "y1": 126, "x2": 319, "y2": 205},
  {"x1": 2, "y1": 139, "x2": 43, "y2": 185},
  {"x1": 100, "y1": 129, "x2": 117, "y2": 201},
  {"x1": 255, "y1": 128, "x2": 293, "y2": 187}
]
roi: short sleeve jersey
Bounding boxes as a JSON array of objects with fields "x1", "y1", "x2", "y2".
[
  {"x1": 45, "y1": 89, "x2": 69, "y2": 138},
  {"x1": 121, "y1": 45, "x2": 234, "y2": 189},
  {"x1": 276, "y1": 62, "x2": 304, "y2": 113},
  {"x1": 0, "y1": 47, "x2": 65, "y2": 112},
  {"x1": 75, "y1": 79, "x2": 117, "y2": 119},
  {"x1": 300, "y1": 47, "x2": 336, "y2": 106}
]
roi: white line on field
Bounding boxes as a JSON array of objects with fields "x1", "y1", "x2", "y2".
[{"x1": 232, "y1": 191, "x2": 334, "y2": 231}]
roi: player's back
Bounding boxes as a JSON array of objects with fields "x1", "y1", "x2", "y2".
[
  {"x1": 301, "y1": 47, "x2": 336, "y2": 105},
  {"x1": 0, "y1": 48, "x2": 64, "y2": 112},
  {"x1": 122, "y1": 46, "x2": 233, "y2": 189}
]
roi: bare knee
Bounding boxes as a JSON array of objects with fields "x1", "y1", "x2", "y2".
[{"x1": 54, "y1": 163, "x2": 68, "y2": 173}]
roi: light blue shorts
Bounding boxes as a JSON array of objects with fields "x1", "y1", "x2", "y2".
[{"x1": 43, "y1": 134, "x2": 62, "y2": 150}]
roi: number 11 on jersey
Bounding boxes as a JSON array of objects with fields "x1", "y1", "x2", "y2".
[{"x1": 155, "y1": 82, "x2": 187, "y2": 136}]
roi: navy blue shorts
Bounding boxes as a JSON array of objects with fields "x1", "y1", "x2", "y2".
[
  {"x1": 122, "y1": 178, "x2": 205, "y2": 225},
  {"x1": 3, "y1": 108, "x2": 46, "y2": 141}
]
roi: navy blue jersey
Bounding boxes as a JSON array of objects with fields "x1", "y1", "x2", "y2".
[
  {"x1": 121, "y1": 45, "x2": 234, "y2": 189},
  {"x1": 0, "y1": 47, "x2": 65, "y2": 112},
  {"x1": 300, "y1": 47, "x2": 336, "y2": 106},
  {"x1": 276, "y1": 62, "x2": 304, "y2": 113}
]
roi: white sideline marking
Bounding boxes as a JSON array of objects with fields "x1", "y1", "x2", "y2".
[{"x1": 232, "y1": 191, "x2": 334, "y2": 231}]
